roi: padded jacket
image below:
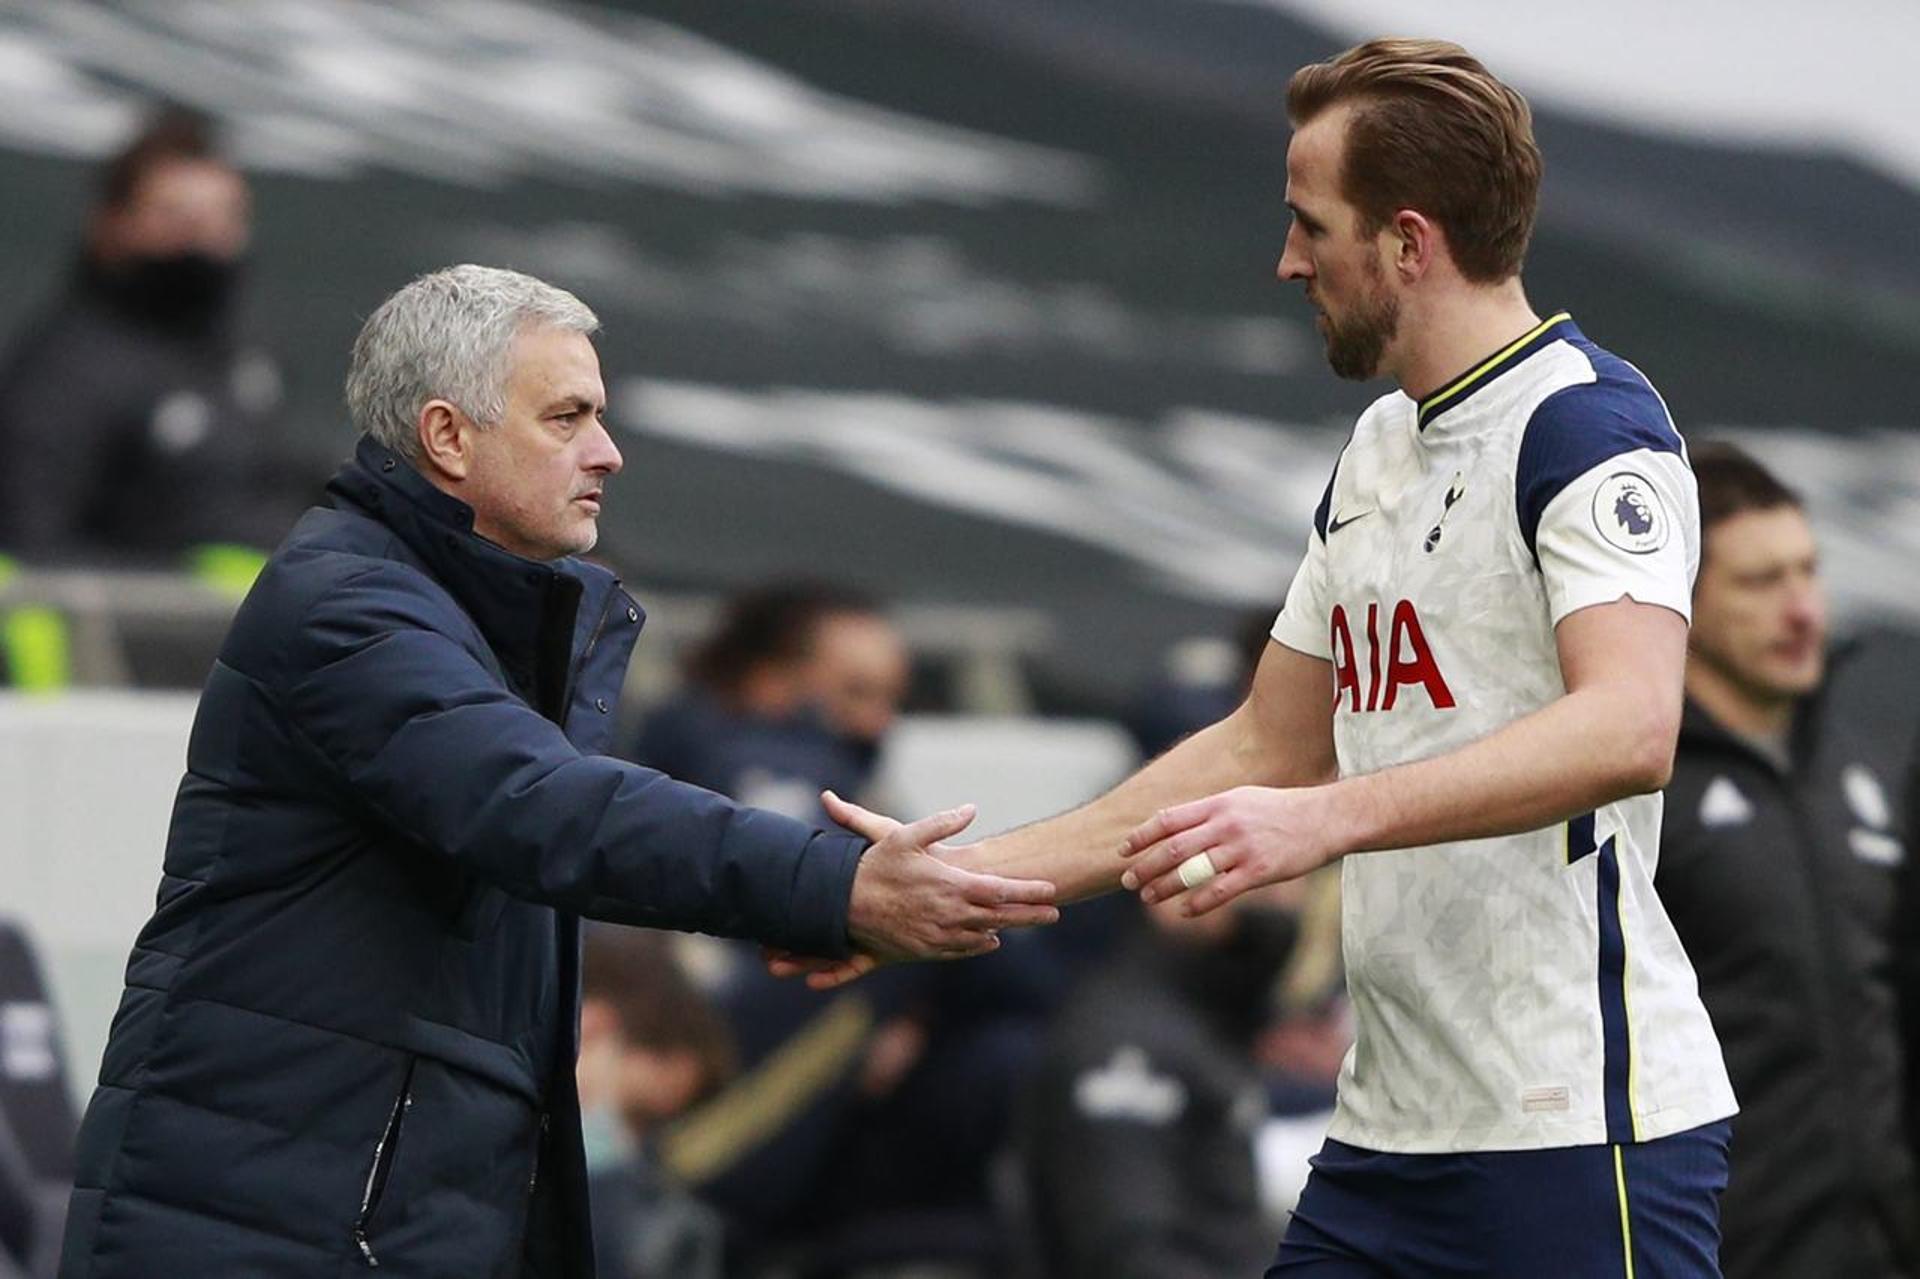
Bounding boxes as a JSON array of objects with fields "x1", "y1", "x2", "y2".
[{"x1": 58, "y1": 437, "x2": 865, "y2": 1278}]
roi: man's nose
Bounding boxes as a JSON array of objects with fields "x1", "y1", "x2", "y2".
[
  {"x1": 1277, "y1": 227, "x2": 1311, "y2": 282},
  {"x1": 588, "y1": 419, "x2": 623, "y2": 475},
  {"x1": 1783, "y1": 580, "x2": 1823, "y2": 629}
]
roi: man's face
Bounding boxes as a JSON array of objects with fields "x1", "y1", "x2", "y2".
[
  {"x1": 577, "y1": 1002, "x2": 706, "y2": 1129},
  {"x1": 1690, "y1": 505, "x2": 1827, "y2": 703},
  {"x1": 1276, "y1": 106, "x2": 1401, "y2": 381},
  {"x1": 95, "y1": 158, "x2": 251, "y2": 264},
  {"x1": 807, "y1": 613, "x2": 910, "y2": 745},
  {"x1": 462, "y1": 326, "x2": 623, "y2": 563}
]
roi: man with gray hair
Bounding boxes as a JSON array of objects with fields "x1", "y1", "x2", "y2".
[{"x1": 57, "y1": 265, "x2": 1055, "y2": 1279}]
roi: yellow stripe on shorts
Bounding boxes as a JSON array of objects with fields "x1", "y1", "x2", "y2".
[{"x1": 1613, "y1": 1144, "x2": 1636, "y2": 1279}]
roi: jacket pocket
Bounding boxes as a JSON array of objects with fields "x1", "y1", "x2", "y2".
[{"x1": 352, "y1": 1056, "x2": 417, "y2": 1267}]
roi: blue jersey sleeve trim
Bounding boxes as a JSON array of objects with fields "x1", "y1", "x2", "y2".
[
  {"x1": 1566, "y1": 810, "x2": 1598, "y2": 864},
  {"x1": 1515, "y1": 344, "x2": 1683, "y2": 562}
]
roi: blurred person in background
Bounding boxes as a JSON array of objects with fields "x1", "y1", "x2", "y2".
[
  {"x1": 579, "y1": 927, "x2": 734, "y2": 1279},
  {"x1": 632, "y1": 587, "x2": 1057, "y2": 1278},
  {"x1": 630, "y1": 581, "x2": 909, "y2": 826},
  {"x1": 1022, "y1": 880, "x2": 1302, "y2": 1279},
  {"x1": 0, "y1": 1064, "x2": 47, "y2": 1279},
  {"x1": 1126, "y1": 611, "x2": 1277, "y2": 761},
  {"x1": 55, "y1": 264, "x2": 1055, "y2": 1279},
  {"x1": 0, "y1": 106, "x2": 305, "y2": 562},
  {"x1": 0, "y1": 917, "x2": 78, "y2": 1279},
  {"x1": 1656, "y1": 442, "x2": 1918, "y2": 1279},
  {"x1": 670, "y1": 949, "x2": 1061, "y2": 1279}
]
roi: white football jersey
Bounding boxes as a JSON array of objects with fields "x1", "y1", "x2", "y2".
[{"x1": 1269, "y1": 314, "x2": 1736, "y2": 1153}]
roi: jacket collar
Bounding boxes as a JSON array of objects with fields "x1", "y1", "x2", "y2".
[
  {"x1": 325, "y1": 436, "x2": 619, "y2": 703},
  {"x1": 1679, "y1": 694, "x2": 1817, "y2": 776}
]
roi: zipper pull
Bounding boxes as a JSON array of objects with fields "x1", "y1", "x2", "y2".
[
  {"x1": 529, "y1": 1112, "x2": 550, "y2": 1192},
  {"x1": 354, "y1": 1227, "x2": 380, "y2": 1267}
]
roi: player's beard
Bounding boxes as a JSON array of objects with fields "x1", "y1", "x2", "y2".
[{"x1": 1319, "y1": 260, "x2": 1400, "y2": 381}]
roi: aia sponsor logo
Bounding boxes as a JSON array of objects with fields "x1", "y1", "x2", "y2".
[{"x1": 1330, "y1": 600, "x2": 1456, "y2": 713}]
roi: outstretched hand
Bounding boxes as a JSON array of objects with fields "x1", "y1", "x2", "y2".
[
  {"x1": 768, "y1": 791, "x2": 1058, "y2": 991},
  {"x1": 1118, "y1": 785, "x2": 1345, "y2": 915}
]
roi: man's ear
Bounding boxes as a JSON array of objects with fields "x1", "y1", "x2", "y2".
[
  {"x1": 416, "y1": 399, "x2": 472, "y2": 481},
  {"x1": 1389, "y1": 208, "x2": 1438, "y2": 283}
]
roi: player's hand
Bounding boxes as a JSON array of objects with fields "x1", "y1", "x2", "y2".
[
  {"x1": 1119, "y1": 785, "x2": 1344, "y2": 915},
  {"x1": 763, "y1": 945, "x2": 879, "y2": 990},
  {"x1": 828, "y1": 790, "x2": 1059, "y2": 980}
]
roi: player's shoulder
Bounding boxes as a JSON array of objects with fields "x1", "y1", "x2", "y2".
[
  {"x1": 219, "y1": 513, "x2": 474, "y2": 687},
  {"x1": 1512, "y1": 329, "x2": 1687, "y2": 552},
  {"x1": 1520, "y1": 330, "x2": 1681, "y2": 458}
]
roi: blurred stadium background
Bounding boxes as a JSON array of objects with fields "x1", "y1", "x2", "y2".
[{"x1": 0, "y1": 1, "x2": 1914, "y2": 1273}]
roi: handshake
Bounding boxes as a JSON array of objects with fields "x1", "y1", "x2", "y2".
[
  {"x1": 766, "y1": 790, "x2": 1058, "y2": 991},
  {"x1": 770, "y1": 778, "x2": 1330, "y2": 988}
]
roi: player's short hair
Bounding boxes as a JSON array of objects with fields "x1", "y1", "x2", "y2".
[
  {"x1": 99, "y1": 106, "x2": 226, "y2": 210},
  {"x1": 1691, "y1": 441, "x2": 1803, "y2": 544},
  {"x1": 582, "y1": 926, "x2": 735, "y2": 1099},
  {"x1": 1287, "y1": 38, "x2": 1542, "y2": 283},
  {"x1": 346, "y1": 264, "x2": 599, "y2": 458},
  {"x1": 686, "y1": 581, "x2": 883, "y2": 697}
]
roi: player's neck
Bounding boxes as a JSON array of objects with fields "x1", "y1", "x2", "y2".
[{"x1": 1391, "y1": 280, "x2": 1540, "y2": 404}]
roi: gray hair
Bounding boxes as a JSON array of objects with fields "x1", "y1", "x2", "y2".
[{"x1": 345, "y1": 264, "x2": 599, "y2": 457}]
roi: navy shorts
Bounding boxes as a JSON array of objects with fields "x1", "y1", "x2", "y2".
[{"x1": 1268, "y1": 1120, "x2": 1731, "y2": 1278}]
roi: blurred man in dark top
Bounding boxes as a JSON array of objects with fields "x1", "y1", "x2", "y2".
[
  {"x1": 1022, "y1": 880, "x2": 1300, "y2": 1279},
  {"x1": 0, "y1": 107, "x2": 301, "y2": 560},
  {"x1": 630, "y1": 582, "x2": 909, "y2": 825},
  {"x1": 1125, "y1": 610, "x2": 1275, "y2": 761},
  {"x1": 634, "y1": 584, "x2": 1062, "y2": 1278},
  {"x1": 1656, "y1": 442, "x2": 1918, "y2": 1279},
  {"x1": 580, "y1": 927, "x2": 734, "y2": 1279}
]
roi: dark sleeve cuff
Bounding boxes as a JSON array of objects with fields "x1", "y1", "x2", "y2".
[{"x1": 783, "y1": 830, "x2": 868, "y2": 958}]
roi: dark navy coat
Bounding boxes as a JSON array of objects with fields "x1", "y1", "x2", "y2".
[{"x1": 59, "y1": 437, "x2": 866, "y2": 1278}]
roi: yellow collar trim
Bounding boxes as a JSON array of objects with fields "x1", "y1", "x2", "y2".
[{"x1": 1417, "y1": 312, "x2": 1573, "y2": 429}]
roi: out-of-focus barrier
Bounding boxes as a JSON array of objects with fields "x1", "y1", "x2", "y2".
[
  {"x1": 874, "y1": 716, "x2": 1138, "y2": 838},
  {"x1": 0, "y1": 568, "x2": 1056, "y2": 714},
  {"x1": 0, "y1": 691, "x2": 199, "y2": 1111},
  {"x1": 0, "y1": 569, "x2": 241, "y2": 690},
  {"x1": 0, "y1": 692, "x2": 1134, "y2": 1106}
]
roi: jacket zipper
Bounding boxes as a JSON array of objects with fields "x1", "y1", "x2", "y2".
[
  {"x1": 529, "y1": 1111, "x2": 549, "y2": 1193},
  {"x1": 352, "y1": 1062, "x2": 417, "y2": 1267},
  {"x1": 559, "y1": 582, "x2": 620, "y2": 724}
]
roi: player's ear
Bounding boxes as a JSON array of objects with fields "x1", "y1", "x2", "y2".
[
  {"x1": 1390, "y1": 209, "x2": 1436, "y2": 282},
  {"x1": 416, "y1": 399, "x2": 473, "y2": 482}
]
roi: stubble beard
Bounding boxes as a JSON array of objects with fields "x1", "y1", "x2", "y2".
[{"x1": 1321, "y1": 283, "x2": 1400, "y2": 381}]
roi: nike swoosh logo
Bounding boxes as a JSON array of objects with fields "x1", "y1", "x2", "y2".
[{"x1": 1326, "y1": 508, "x2": 1375, "y2": 534}]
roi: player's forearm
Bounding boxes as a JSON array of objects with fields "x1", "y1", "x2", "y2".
[
  {"x1": 958, "y1": 703, "x2": 1329, "y2": 901},
  {"x1": 1327, "y1": 681, "x2": 1677, "y2": 856}
]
